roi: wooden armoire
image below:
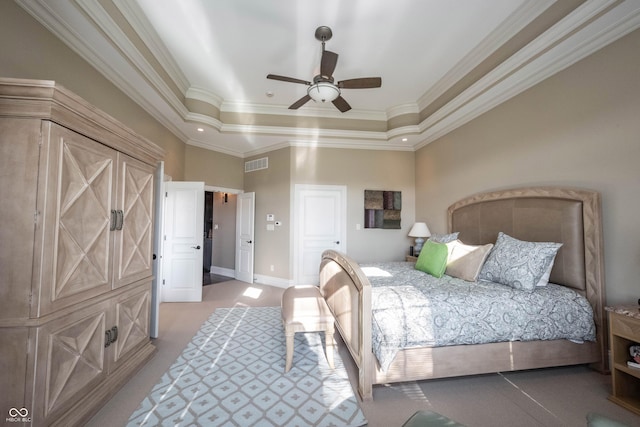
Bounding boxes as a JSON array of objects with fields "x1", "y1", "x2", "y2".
[{"x1": 0, "y1": 78, "x2": 164, "y2": 426}]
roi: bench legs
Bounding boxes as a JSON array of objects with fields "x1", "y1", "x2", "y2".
[
  {"x1": 284, "y1": 326, "x2": 335, "y2": 373},
  {"x1": 285, "y1": 331, "x2": 295, "y2": 373}
]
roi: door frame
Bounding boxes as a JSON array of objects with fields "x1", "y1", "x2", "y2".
[
  {"x1": 204, "y1": 185, "x2": 243, "y2": 277},
  {"x1": 292, "y1": 184, "x2": 347, "y2": 285}
]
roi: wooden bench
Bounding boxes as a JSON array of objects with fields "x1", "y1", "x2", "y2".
[{"x1": 281, "y1": 286, "x2": 335, "y2": 372}]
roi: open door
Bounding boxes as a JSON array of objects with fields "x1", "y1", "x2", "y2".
[
  {"x1": 235, "y1": 192, "x2": 255, "y2": 283},
  {"x1": 150, "y1": 162, "x2": 165, "y2": 337},
  {"x1": 162, "y1": 181, "x2": 204, "y2": 302}
]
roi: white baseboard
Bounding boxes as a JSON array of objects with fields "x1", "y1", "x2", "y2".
[
  {"x1": 210, "y1": 266, "x2": 235, "y2": 277},
  {"x1": 253, "y1": 274, "x2": 293, "y2": 289}
]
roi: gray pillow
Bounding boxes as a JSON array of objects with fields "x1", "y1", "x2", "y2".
[
  {"x1": 478, "y1": 232, "x2": 562, "y2": 291},
  {"x1": 429, "y1": 232, "x2": 459, "y2": 244}
]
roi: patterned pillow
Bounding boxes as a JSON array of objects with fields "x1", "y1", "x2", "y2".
[
  {"x1": 429, "y1": 232, "x2": 459, "y2": 244},
  {"x1": 478, "y1": 232, "x2": 562, "y2": 291},
  {"x1": 415, "y1": 240, "x2": 449, "y2": 278}
]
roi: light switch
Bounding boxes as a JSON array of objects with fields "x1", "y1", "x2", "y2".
[
  {"x1": 267, "y1": 224, "x2": 275, "y2": 231},
  {"x1": 266, "y1": 214, "x2": 275, "y2": 221}
]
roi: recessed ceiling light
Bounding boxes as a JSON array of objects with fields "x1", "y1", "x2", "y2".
[
  {"x1": 197, "y1": 127, "x2": 204, "y2": 132},
  {"x1": 402, "y1": 137, "x2": 408, "y2": 142},
  {"x1": 266, "y1": 91, "x2": 274, "y2": 98}
]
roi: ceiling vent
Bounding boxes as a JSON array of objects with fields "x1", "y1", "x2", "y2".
[{"x1": 245, "y1": 157, "x2": 268, "y2": 173}]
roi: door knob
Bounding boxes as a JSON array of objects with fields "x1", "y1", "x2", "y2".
[
  {"x1": 247, "y1": 240, "x2": 252, "y2": 244},
  {"x1": 192, "y1": 245, "x2": 201, "y2": 250},
  {"x1": 334, "y1": 241, "x2": 340, "y2": 244}
]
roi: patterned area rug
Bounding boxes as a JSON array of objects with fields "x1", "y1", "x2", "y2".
[{"x1": 127, "y1": 306, "x2": 367, "y2": 427}]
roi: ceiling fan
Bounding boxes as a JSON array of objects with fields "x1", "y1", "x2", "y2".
[{"x1": 266, "y1": 26, "x2": 382, "y2": 112}]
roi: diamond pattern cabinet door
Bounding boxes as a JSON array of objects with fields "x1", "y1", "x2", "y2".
[
  {"x1": 110, "y1": 284, "x2": 151, "y2": 372},
  {"x1": 31, "y1": 300, "x2": 110, "y2": 424},
  {"x1": 112, "y1": 154, "x2": 155, "y2": 289},
  {"x1": 36, "y1": 123, "x2": 116, "y2": 316}
]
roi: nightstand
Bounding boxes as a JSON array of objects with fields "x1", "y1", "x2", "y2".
[
  {"x1": 406, "y1": 255, "x2": 418, "y2": 262},
  {"x1": 606, "y1": 305, "x2": 640, "y2": 415}
]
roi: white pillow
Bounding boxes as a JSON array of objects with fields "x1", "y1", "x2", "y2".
[{"x1": 445, "y1": 240, "x2": 494, "y2": 282}]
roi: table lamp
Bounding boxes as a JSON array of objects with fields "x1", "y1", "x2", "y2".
[{"x1": 408, "y1": 222, "x2": 431, "y2": 254}]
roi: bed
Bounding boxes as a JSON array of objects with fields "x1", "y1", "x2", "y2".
[{"x1": 319, "y1": 187, "x2": 607, "y2": 400}]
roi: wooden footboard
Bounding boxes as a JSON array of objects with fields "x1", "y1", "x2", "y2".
[{"x1": 319, "y1": 250, "x2": 374, "y2": 400}]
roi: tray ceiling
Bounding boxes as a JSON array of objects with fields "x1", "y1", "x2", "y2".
[{"x1": 17, "y1": 0, "x2": 640, "y2": 157}]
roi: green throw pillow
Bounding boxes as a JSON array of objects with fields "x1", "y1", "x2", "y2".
[{"x1": 415, "y1": 240, "x2": 448, "y2": 278}]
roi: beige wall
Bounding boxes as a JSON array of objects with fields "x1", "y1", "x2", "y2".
[
  {"x1": 244, "y1": 148, "x2": 292, "y2": 280},
  {"x1": 415, "y1": 28, "x2": 640, "y2": 305},
  {"x1": 291, "y1": 146, "x2": 416, "y2": 264},
  {"x1": 0, "y1": 1, "x2": 185, "y2": 179},
  {"x1": 245, "y1": 146, "x2": 415, "y2": 281},
  {"x1": 184, "y1": 145, "x2": 244, "y2": 189}
]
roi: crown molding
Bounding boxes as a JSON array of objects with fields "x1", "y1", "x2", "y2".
[
  {"x1": 386, "y1": 103, "x2": 420, "y2": 119},
  {"x1": 414, "y1": 0, "x2": 640, "y2": 150},
  {"x1": 113, "y1": 0, "x2": 190, "y2": 93},
  {"x1": 75, "y1": 0, "x2": 188, "y2": 117},
  {"x1": 416, "y1": 0, "x2": 555, "y2": 111},
  {"x1": 186, "y1": 138, "x2": 247, "y2": 158}
]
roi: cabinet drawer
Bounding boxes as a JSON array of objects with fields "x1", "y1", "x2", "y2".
[{"x1": 611, "y1": 313, "x2": 640, "y2": 341}]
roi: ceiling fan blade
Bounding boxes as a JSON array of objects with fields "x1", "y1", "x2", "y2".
[
  {"x1": 337, "y1": 77, "x2": 382, "y2": 89},
  {"x1": 267, "y1": 74, "x2": 311, "y2": 85},
  {"x1": 332, "y1": 95, "x2": 351, "y2": 113},
  {"x1": 320, "y1": 50, "x2": 338, "y2": 78},
  {"x1": 289, "y1": 94, "x2": 312, "y2": 110}
]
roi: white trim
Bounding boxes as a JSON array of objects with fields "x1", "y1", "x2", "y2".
[
  {"x1": 113, "y1": 0, "x2": 190, "y2": 93},
  {"x1": 209, "y1": 266, "x2": 235, "y2": 278},
  {"x1": 253, "y1": 274, "x2": 293, "y2": 289}
]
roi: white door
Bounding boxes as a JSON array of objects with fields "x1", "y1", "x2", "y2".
[
  {"x1": 235, "y1": 192, "x2": 255, "y2": 283},
  {"x1": 293, "y1": 185, "x2": 346, "y2": 285},
  {"x1": 162, "y1": 181, "x2": 204, "y2": 302}
]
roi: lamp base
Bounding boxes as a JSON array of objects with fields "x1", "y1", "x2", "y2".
[{"x1": 414, "y1": 237, "x2": 425, "y2": 254}]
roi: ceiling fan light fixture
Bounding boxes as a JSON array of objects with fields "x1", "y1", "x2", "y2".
[{"x1": 307, "y1": 82, "x2": 340, "y2": 103}]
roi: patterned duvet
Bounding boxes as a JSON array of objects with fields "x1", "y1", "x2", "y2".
[{"x1": 362, "y1": 262, "x2": 596, "y2": 371}]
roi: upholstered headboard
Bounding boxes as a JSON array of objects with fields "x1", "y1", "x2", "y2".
[{"x1": 447, "y1": 187, "x2": 607, "y2": 364}]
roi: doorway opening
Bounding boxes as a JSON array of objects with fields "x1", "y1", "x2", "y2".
[{"x1": 203, "y1": 190, "x2": 237, "y2": 285}]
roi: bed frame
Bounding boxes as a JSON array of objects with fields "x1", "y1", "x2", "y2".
[{"x1": 319, "y1": 187, "x2": 607, "y2": 400}]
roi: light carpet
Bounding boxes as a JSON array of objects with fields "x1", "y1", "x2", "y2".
[{"x1": 127, "y1": 306, "x2": 367, "y2": 427}]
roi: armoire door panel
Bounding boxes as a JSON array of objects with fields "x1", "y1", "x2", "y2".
[
  {"x1": 111, "y1": 285, "x2": 151, "y2": 370},
  {"x1": 113, "y1": 154, "x2": 155, "y2": 288},
  {"x1": 32, "y1": 301, "x2": 109, "y2": 423},
  {"x1": 36, "y1": 123, "x2": 116, "y2": 316}
]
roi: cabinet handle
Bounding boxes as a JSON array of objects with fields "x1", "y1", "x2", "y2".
[
  {"x1": 116, "y1": 210, "x2": 124, "y2": 230},
  {"x1": 110, "y1": 210, "x2": 117, "y2": 231},
  {"x1": 110, "y1": 326, "x2": 118, "y2": 343},
  {"x1": 105, "y1": 330, "x2": 112, "y2": 348}
]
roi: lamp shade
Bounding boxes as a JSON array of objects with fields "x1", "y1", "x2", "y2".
[
  {"x1": 308, "y1": 82, "x2": 340, "y2": 103},
  {"x1": 408, "y1": 222, "x2": 431, "y2": 238}
]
